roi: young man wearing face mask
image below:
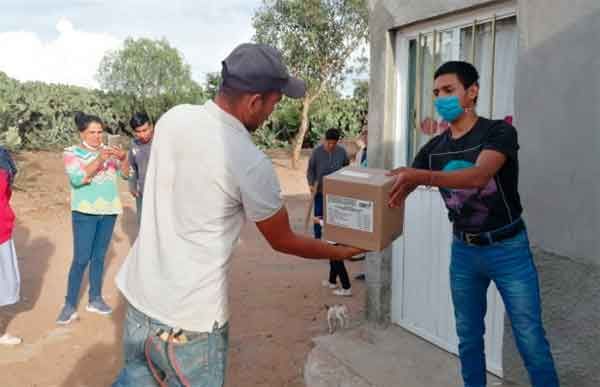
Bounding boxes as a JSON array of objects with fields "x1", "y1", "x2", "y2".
[{"x1": 387, "y1": 61, "x2": 559, "y2": 387}]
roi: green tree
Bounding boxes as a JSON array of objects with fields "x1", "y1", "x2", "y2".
[
  {"x1": 96, "y1": 37, "x2": 205, "y2": 119},
  {"x1": 204, "y1": 72, "x2": 223, "y2": 101},
  {"x1": 253, "y1": 0, "x2": 368, "y2": 168}
]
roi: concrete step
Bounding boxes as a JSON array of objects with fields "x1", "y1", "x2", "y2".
[{"x1": 305, "y1": 323, "x2": 512, "y2": 387}]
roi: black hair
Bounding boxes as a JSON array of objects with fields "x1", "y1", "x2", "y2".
[
  {"x1": 74, "y1": 111, "x2": 103, "y2": 132},
  {"x1": 218, "y1": 83, "x2": 274, "y2": 102},
  {"x1": 325, "y1": 128, "x2": 341, "y2": 141},
  {"x1": 130, "y1": 112, "x2": 151, "y2": 131},
  {"x1": 434, "y1": 61, "x2": 479, "y2": 104},
  {"x1": 434, "y1": 61, "x2": 479, "y2": 88},
  {"x1": 218, "y1": 84, "x2": 248, "y2": 100}
]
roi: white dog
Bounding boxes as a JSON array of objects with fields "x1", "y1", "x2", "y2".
[{"x1": 325, "y1": 304, "x2": 349, "y2": 334}]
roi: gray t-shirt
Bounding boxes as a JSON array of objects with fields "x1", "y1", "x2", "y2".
[
  {"x1": 307, "y1": 144, "x2": 349, "y2": 192},
  {"x1": 128, "y1": 138, "x2": 152, "y2": 195}
]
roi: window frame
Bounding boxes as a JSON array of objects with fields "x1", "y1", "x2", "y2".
[{"x1": 393, "y1": 4, "x2": 518, "y2": 167}]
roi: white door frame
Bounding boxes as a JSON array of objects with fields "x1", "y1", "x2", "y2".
[{"x1": 389, "y1": 5, "x2": 517, "y2": 378}]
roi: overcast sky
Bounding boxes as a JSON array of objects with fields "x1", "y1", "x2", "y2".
[{"x1": 0, "y1": 0, "x2": 264, "y2": 88}]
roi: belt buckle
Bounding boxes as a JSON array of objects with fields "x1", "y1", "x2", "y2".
[{"x1": 465, "y1": 233, "x2": 478, "y2": 245}]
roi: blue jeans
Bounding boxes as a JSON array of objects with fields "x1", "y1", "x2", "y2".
[
  {"x1": 113, "y1": 304, "x2": 229, "y2": 387},
  {"x1": 450, "y1": 228, "x2": 559, "y2": 387},
  {"x1": 65, "y1": 211, "x2": 117, "y2": 307}
]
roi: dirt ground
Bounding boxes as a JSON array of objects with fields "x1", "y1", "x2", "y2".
[{"x1": 0, "y1": 149, "x2": 367, "y2": 387}]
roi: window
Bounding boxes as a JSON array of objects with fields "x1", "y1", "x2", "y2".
[{"x1": 405, "y1": 15, "x2": 518, "y2": 161}]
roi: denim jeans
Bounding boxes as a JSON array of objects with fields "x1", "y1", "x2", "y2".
[
  {"x1": 65, "y1": 211, "x2": 117, "y2": 307},
  {"x1": 450, "y1": 227, "x2": 559, "y2": 387},
  {"x1": 314, "y1": 192, "x2": 351, "y2": 289},
  {"x1": 113, "y1": 303, "x2": 229, "y2": 387}
]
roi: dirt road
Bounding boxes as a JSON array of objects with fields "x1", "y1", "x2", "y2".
[{"x1": 0, "y1": 150, "x2": 366, "y2": 387}]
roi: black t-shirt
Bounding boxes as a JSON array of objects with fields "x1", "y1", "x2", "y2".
[{"x1": 412, "y1": 117, "x2": 522, "y2": 233}]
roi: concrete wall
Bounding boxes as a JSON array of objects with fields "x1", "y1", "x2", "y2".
[
  {"x1": 505, "y1": 1, "x2": 600, "y2": 385},
  {"x1": 516, "y1": 0, "x2": 600, "y2": 264},
  {"x1": 368, "y1": 0, "x2": 600, "y2": 385}
]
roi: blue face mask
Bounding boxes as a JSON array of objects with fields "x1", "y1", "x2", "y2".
[{"x1": 434, "y1": 95, "x2": 464, "y2": 122}]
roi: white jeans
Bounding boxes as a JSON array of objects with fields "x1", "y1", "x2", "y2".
[{"x1": 0, "y1": 239, "x2": 20, "y2": 307}]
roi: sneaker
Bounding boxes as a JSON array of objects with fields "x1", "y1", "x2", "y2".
[
  {"x1": 56, "y1": 304, "x2": 79, "y2": 325},
  {"x1": 333, "y1": 288, "x2": 352, "y2": 297},
  {"x1": 0, "y1": 333, "x2": 22, "y2": 346},
  {"x1": 349, "y1": 254, "x2": 366, "y2": 262},
  {"x1": 86, "y1": 298, "x2": 112, "y2": 315},
  {"x1": 321, "y1": 280, "x2": 338, "y2": 289}
]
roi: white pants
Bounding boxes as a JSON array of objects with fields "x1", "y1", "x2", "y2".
[{"x1": 0, "y1": 239, "x2": 20, "y2": 307}]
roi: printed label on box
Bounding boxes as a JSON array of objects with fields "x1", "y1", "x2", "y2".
[{"x1": 326, "y1": 195, "x2": 373, "y2": 232}]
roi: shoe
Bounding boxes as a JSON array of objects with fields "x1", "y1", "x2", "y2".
[
  {"x1": 321, "y1": 280, "x2": 338, "y2": 289},
  {"x1": 354, "y1": 273, "x2": 366, "y2": 281},
  {"x1": 349, "y1": 254, "x2": 366, "y2": 262},
  {"x1": 86, "y1": 298, "x2": 113, "y2": 315},
  {"x1": 333, "y1": 288, "x2": 352, "y2": 297},
  {"x1": 56, "y1": 304, "x2": 79, "y2": 325},
  {"x1": 0, "y1": 333, "x2": 22, "y2": 346}
]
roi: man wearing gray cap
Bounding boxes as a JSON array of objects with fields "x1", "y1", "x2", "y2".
[{"x1": 112, "y1": 43, "x2": 364, "y2": 386}]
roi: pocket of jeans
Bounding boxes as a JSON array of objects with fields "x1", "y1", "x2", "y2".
[
  {"x1": 123, "y1": 309, "x2": 149, "y2": 361},
  {"x1": 170, "y1": 335, "x2": 211, "y2": 370}
]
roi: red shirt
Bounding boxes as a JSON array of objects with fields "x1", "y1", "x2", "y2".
[{"x1": 0, "y1": 169, "x2": 15, "y2": 244}]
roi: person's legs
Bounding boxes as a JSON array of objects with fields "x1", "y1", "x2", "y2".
[
  {"x1": 332, "y1": 261, "x2": 351, "y2": 290},
  {"x1": 328, "y1": 260, "x2": 337, "y2": 284},
  {"x1": 450, "y1": 239, "x2": 490, "y2": 387},
  {"x1": 488, "y1": 231, "x2": 559, "y2": 387},
  {"x1": 0, "y1": 313, "x2": 21, "y2": 345},
  {"x1": 88, "y1": 215, "x2": 117, "y2": 304},
  {"x1": 314, "y1": 192, "x2": 337, "y2": 288},
  {"x1": 65, "y1": 212, "x2": 98, "y2": 308},
  {"x1": 313, "y1": 192, "x2": 323, "y2": 240},
  {"x1": 113, "y1": 304, "x2": 162, "y2": 387},
  {"x1": 113, "y1": 303, "x2": 229, "y2": 387},
  {"x1": 0, "y1": 239, "x2": 21, "y2": 345}
]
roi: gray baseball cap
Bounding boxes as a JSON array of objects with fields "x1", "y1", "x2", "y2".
[{"x1": 221, "y1": 43, "x2": 306, "y2": 99}]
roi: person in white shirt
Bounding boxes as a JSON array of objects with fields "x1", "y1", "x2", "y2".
[{"x1": 112, "y1": 43, "x2": 365, "y2": 387}]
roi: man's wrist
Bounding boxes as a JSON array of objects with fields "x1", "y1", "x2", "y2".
[{"x1": 416, "y1": 169, "x2": 431, "y2": 186}]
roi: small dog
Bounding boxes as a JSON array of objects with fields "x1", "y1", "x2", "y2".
[{"x1": 325, "y1": 304, "x2": 349, "y2": 334}]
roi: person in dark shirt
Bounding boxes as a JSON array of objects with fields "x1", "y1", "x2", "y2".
[
  {"x1": 387, "y1": 61, "x2": 559, "y2": 387},
  {"x1": 307, "y1": 128, "x2": 352, "y2": 296},
  {"x1": 128, "y1": 112, "x2": 154, "y2": 226}
]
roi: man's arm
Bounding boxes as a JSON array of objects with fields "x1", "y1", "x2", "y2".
[
  {"x1": 388, "y1": 150, "x2": 507, "y2": 207},
  {"x1": 256, "y1": 207, "x2": 365, "y2": 260}
]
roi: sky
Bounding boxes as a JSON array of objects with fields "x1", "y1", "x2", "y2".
[{"x1": 0, "y1": 0, "x2": 264, "y2": 88}]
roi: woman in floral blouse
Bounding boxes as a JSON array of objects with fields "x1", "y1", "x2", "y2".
[{"x1": 56, "y1": 112, "x2": 129, "y2": 325}]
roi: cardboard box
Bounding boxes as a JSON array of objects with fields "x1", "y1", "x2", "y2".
[{"x1": 323, "y1": 166, "x2": 404, "y2": 251}]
